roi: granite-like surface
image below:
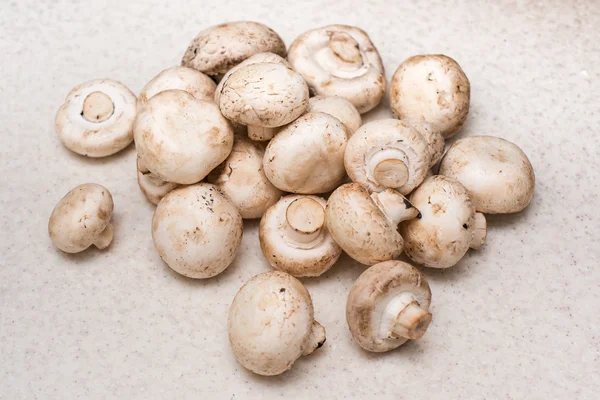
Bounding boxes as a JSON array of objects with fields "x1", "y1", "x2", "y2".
[{"x1": 1, "y1": 1, "x2": 599, "y2": 398}]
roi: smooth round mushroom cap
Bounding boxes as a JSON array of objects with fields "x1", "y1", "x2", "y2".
[
  {"x1": 219, "y1": 62, "x2": 309, "y2": 128},
  {"x1": 206, "y1": 135, "x2": 283, "y2": 219},
  {"x1": 400, "y1": 176, "x2": 477, "y2": 269},
  {"x1": 405, "y1": 119, "x2": 445, "y2": 167},
  {"x1": 347, "y1": 261, "x2": 432, "y2": 352},
  {"x1": 152, "y1": 184, "x2": 242, "y2": 279},
  {"x1": 307, "y1": 95, "x2": 362, "y2": 135},
  {"x1": 390, "y1": 54, "x2": 470, "y2": 138},
  {"x1": 48, "y1": 183, "x2": 114, "y2": 253},
  {"x1": 228, "y1": 271, "x2": 325, "y2": 376},
  {"x1": 288, "y1": 24, "x2": 386, "y2": 113},
  {"x1": 181, "y1": 21, "x2": 286, "y2": 79},
  {"x1": 136, "y1": 155, "x2": 179, "y2": 206},
  {"x1": 345, "y1": 119, "x2": 430, "y2": 194},
  {"x1": 134, "y1": 90, "x2": 234, "y2": 185},
  {"x1": 263, "y1": 112, "x2": 348, "y2": 194},
  {"x1": 259, "y1": 195, "x2": 342, "y2": 277},
  {"x1": 439, "y1": 136, "x2": 535, "y2": 214},
  {"x1": 138, "y1": 66, "x2": 216, "y2": 111},
  {"x1": 55, "y1": 79, "x2": 137, "y2": 157}
]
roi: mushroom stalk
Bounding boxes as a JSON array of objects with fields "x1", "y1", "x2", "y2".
[
  {"x1": 93, "y1": 223, "x2": 114, "y2": 249},
  {"x1": 470, "y1": 212, "x2": 487, "y2": 249},
  {"x1": 82, "y1": 91, "x2": 115, "y2": 122},
  {"x1": 371, "y1": 190, "x2": 420, "y2": 227},
  {"x1": 284, "y1": 198, "x2": 325, "y2": 249},
  {"x1": 248, "y1": 126, "x2": 278, "y2": 141},
  {"x1": 302, "y1": 321, "x2": 326, "y2": 356},
  {"x1": 381, "y1": 292, "x2": 432, "y2": 340},
  {"x1": 367, "y1": 149, "x2": 409, "y2": 188}
]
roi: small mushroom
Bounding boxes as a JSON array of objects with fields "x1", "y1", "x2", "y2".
[
  {"x1": 182, "y1": 21, "x2": 286, "y2": 80},
  {"x1": 346, "y1": 260, "x2": 432, "y2": 352},
  {"x1": 138, "y1": 66, "x2": 216, "y2": 111},
  {"x1": 400, "y1": 175, "x2": 487, "y2": 269},
  {"x1": 263, "y1": 112, "x2": 348, "y2": 194},
  {"x1": 207, "y1": 135, "x2": 283, "y2": 219},
  {"x1": 134, "y1": 90, "x2": 234, "y2": 185},
  {"x1": 55, "y1": 79, "x2": 137, "y2": 157},
  {"x1": 325, "y1": 183, "x2": 420, "y2": 265},
  {"x1": 152, "y1": 183, "x2": 242, "y2": 279},
  {"x1": 307, "y1": 95, "x2": 362, "y2": 135},
  {"x1": 288, "y1": 24, "x2": 386, "y2": 113},
  {"x1": 228, "y1": 271, "x2": 326, "y2": 376},
  {"x1": 405, "y1": 119, "x2": 445, "y2": 168},
  {"x1": 136, "y1": 155, "x2": 179, "y2": 205},
  {"x1": 390, "y1": 54, "x2": 470, "y2": 138},
  {"x1": 259, "y1": 195, "x2": 342, "y2": 277},
  {"x1": 48, "y1": 183, "x2": 114, "y2": 253},
  {"x1": 344, "y1": 119, "x2": 430, "y2": 194},
  {"x1": 439, "y1": 136, "x2": 535, "y2": 214}
]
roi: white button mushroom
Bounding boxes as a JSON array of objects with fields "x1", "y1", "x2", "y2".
[
  {"x1": 134, "y1": 89, "x2": 234, "y2": 185},
  {"x1": 228, "y1": 271, "x2": 326, "y2": 376},
  {"x1": 182, "y1": 21, "x2": 286, "y2": 80},
  {"x1": 405, "y1": 119, "x2": 445, "y2": 168},
  {"x1": 288, "y1": 24, "x2": 386, "y2": 113},
  {"x1": 439, "y1": 136, "x2": 535, "y2": 214},
  {"x1": 48, "y1": 183, "x2": 114, "y2": 253},
  {"x1": 55, "y1": 79, "x2": 137, "y2": 157},
  {"x1": 346, "y1": 260, "x2": 432, "y2": 352},
  {"x1": 344, "y1": 119, "x2": 431, "y2": 194},
  {"x1": 259, "y1": 195, "x2": 342, "y2": 277},
  {"x1": 152, "y1": 183, "x2": 243, "y2": 279},
  {"x1": 307, "y1": 95, "x2": 362, "y2": 135},
  {"x1": 400, "y1": 175, "x2": 487, "y2": 269},
  {"x1": 206, "y1": 135, "x2": 283, "y2": 219},
  {"x1": 390, "y1": 54, "x2": 470, "y2": 138},
  {"x1": 136, "y1": 155, "x2": 179, "y2": 206},
  {"x1": 325, "y1": 183, "x2": 420, "y2": 265},
  {"x1": 263, "y1": 112, "x2": 348, "y2": 194}
]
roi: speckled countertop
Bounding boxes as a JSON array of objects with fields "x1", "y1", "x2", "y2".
[{"x1": 1, "y1": 1, "x2": 598, "y2": 399}]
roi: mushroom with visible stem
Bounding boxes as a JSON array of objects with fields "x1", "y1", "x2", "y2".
[
  {"x1": 228, "y1": 271, "x2": 326, "y2": 376},
  {"x1": 55, "y1": 79, "x2": 137, "y2": 157},
  {"x1": 48, "y1": 183, "x2": 115, "y2": 253},
  {"x1": 306, "y1": 95, "x2": 362, "y2": 135},
  {"x1": 136, "y1": 155, "x2": 179, "y2": 206},
  {"x1": 259, "y1": 195, "x2": 342, "y2": 277},
  {"x1": 325, "y1": 183, "x2": 420, "y2": 265},
  {"x1": 346, "y1": 260, "x2": 432, "y2": 352}
]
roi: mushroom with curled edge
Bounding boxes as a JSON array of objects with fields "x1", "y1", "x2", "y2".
[
  {"x1": 325, "y1": 183, "x2": 420, "y2": 265},
  {"x1": 228, "y1": 271, "x2": 326, "y2": 376},
  {"x1": 259, "y1": 195, "x2": 342, "y2": 277},
  {"x1": 346, "y1": 260, "x2": 432, "y2": 352},
  {"x1": 136, "y1": 155, "x2": 179, "y2": 206},
  {"x1": 288, "y1": 24, "x2": 386, "y2": 113},
  {"x1": 306, "y1": 95, "x2": 362, "y2": 135},
  {"x1": 55, "y1": 79, "x2": 137, "y2": 157},
  {"x1": 400, "y1": 175, "x2": 487, "y2": 269}
]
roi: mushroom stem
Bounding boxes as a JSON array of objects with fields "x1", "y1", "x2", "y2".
[
  {"x1": 248, "y1": 126, "x2": 278, "y2": 141},
  {"x1": 367, "y1": 149, "x2": 409, "y2": 188},
  {"x1": 284, "y1": 198, "x2": 325, "y2": 249},
  {"x1": 329, "y1": 32, "x2": 362, "y2": 65},
  {"x1": 93, "y1": 223, "x2": 114, "y2": 249},
  {"x1": 470, "y1": 212, "x2": 487, "y2": 249},
  {"x1": 371, "y1": 190, "x2": 420, "y2": 227},
  {"x1": 302, "y1": 320, "x2": 326, "y2": 356},
  {"x1": 381, "y1": 292, "x2": 431, "y2": 340},
  {"x1": 82, "y1": 91, "x2": 114, "y2": 123}
]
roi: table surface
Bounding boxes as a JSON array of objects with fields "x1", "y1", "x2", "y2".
[{"x1": 1, "y1": 0, "x2": 599, "y2": 398}]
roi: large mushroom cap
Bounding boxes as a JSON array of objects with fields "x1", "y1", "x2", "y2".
[
  {"x1": 439, "y1": 136, "x2": 535, "y2": 214},
  {"x1": 48, "y1": 183, "x2": 114, "y2": 253},
  {"x1": 136, "y1": 155, "x2": 179, "y2": 206},
  {"x1": 134, "y1": 90, "x2": 234, "y2": 185},
  {"x1": 288, "y1": 24, "x2": 385, "y2": 113},
  {"x1": 263, "y1": 112, "x2": 348, "y2": 194},
  {"x1": 152, "y1": 183, "x2": 243, "y2": 279},
  {"x1": 307, "y1": 95, "x2": 362, "y2": 135},
  {"x1": 346, "y1": 261, "x2": 432, "y2": 352},
  {"x1": 182, "y1": 21, "x2": 286, "y2": 79},
  {"x1": 390, "y1": 54, "x2": 470, "y2": 138},
  {"x1": 259, "y1": 195, "x2": 342, "y2": 277},
  {"x1": 55, "y1": 79, "x2": 137, "y2": 157}
]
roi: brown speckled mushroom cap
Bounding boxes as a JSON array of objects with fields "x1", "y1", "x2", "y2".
[{"x1": 405, "y1": 119, "x2": 445, "y2": 168}]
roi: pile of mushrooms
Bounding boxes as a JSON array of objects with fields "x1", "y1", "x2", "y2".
[{"x1": 49, "y1": 20, "x2": 536, "y2": 376}]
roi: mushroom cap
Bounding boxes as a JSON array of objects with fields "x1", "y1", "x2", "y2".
[
  {"x1": 400, "y1": 175, "x2": 476, "y2": 268},
  {"x1": 228, "y1": 271, "x2": 320, "y2": 376},
  {"x1": 325, "y1": 183, "x2": 404, "y2": 265},
  {"x1": 152, "y1": 183, "x2": 242, "y2": 279},
  {"x1": 346, "y1": 260, "x2": 431, "y2": 352},
  {"x1": 182, "y1": 21, "x2": 286, "y2": 79},
  {"x1": 206, "y1": 135, "x2": 283, "y2": 219},
  {"x1": 134, "y1": 90, "x2": 234, "y2": 185},
  {"x1": 48, "y1": 183, "x2": 114, "y2": 253},
  {"x1": 136, "y1": 155, "x2": 179, "y2": 206},
  {"x1": 307, "y1": 95, "x2": 362, "y2": 135},
  {"x1": 218, "y1": 62, "x2": 309, "y2": 128},
  {"x1": 405, "y1": 119, "x2": 445, "y2": 167},
  {"x1": 390, "y1": 54, "x2": 470, "y2": 138},
  {"x1": 55, "y1": 79, "x2": 136, "y2": 157},
  {"x1": 138, "y1": 66, "x2": 216, "y2": 111},
  {"x1": 439, "y1": 136, "x2": 535, "y2": 214},
  {"x1": 288, "y1": 24, "x2": 386, "y2": 113},
  {"x1": 344, "y1": 119, "x2": 430, "y2": 194},
  {"x1": 263, "y1": 112, "x2": 348, "y2": 194},
  {"x1": 259, "y1": 195, "x2": 342, "y2": 277}
]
